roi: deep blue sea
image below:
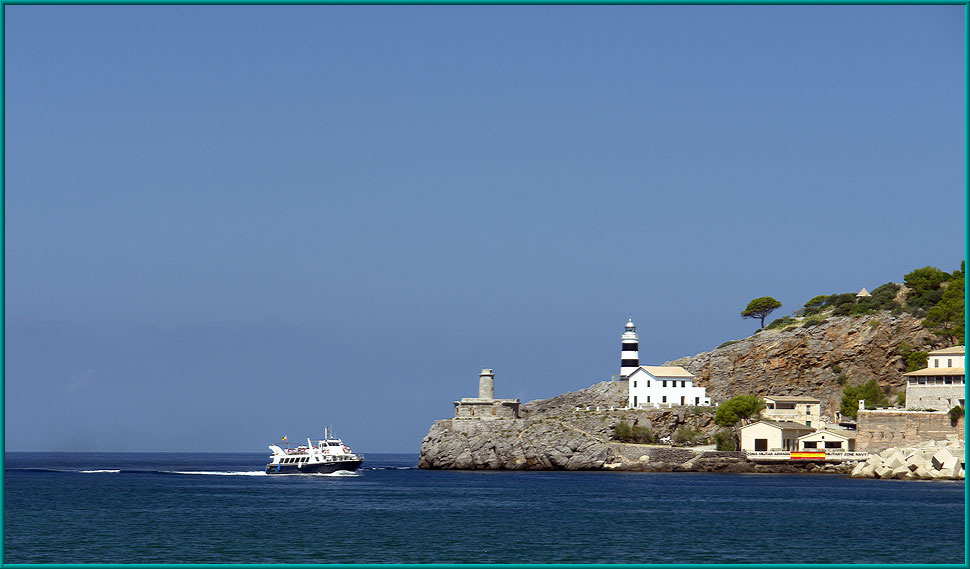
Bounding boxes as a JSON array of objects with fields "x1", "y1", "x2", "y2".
[{"x1": 3, "y1": 452, "x2": 966, "y2": 564}]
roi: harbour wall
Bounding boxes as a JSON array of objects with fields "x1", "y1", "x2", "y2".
[{"x1": 855, "y1": 409, "x2": 964, "y2": 451}]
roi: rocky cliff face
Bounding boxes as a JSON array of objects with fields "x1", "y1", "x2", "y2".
[
  {"x1": 667, "y1": 312, "x2": 939, "y2": 417},
  {"x1": 419, "y1": 311, "x2": 944, "y2": 470}
]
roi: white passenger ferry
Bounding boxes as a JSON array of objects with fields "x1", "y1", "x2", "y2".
[{"x1": 265, "y1": 427, "x2": 363, "y2": 474}]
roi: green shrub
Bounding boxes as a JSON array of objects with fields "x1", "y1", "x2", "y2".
[
  {"x1": 840, "y1": 379, "x2": 889, "y2": 419},
  {"x1": 896, "y1": 392, "x2": 906, "y2": 406},
  {"x1": 904, "y1": 266, "x2": 950, "y2": 310},
  {"x1": 830, "y1": 364, "x2": 842, "y2": 374},
  {"x1": 714, "y1": 430, "x2": 737, "y2": 451},
  {"x1": 717, "y1": 340, "x2": 740, "y2": 349},
  {"x1": 836, "y1": 373, "x2": 847, "y2": 386},
  {"x1": 832, "y1": 303, "x2": 853, "y2": 316},
  {"x1": 949, "y1": 405, "x2": 964, "y2": 423},
  {"x1": 802, "y1": 316, "x2": 827, "y2": 328},
  {"x1": 612, "y1": 420, "x2": 655, "y2": 444},
  {"x1": 714, "y1": 395, "x2": 765, "y2": 427},
  {"x1": 766, "y1": 316, "x2": 796, "y2": 330},
  {"x1": 832, "y1": 293, "x2": 857, "y2": 306},
  {"x1": 673, "y1": 426, "x2": 699, "y2": 445},
  {"x1": 906, "y1": 351, "x2": 928, "y2": 372}
]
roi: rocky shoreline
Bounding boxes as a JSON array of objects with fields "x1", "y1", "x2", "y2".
[{"x1": 417, "y1": 416, "x2": 860, "y2": 474}]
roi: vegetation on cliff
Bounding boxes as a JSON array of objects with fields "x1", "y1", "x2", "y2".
[
  {"x1": 759, "y1": 262, "x2": 964, "y2": 345},
  {"x1": 839, "y1": 378, "x2": 889, "y2": 419},
  {"x1": 421, "y1": 262, "x2": 964, "y2": 471},
  {"x1": 741, "y1": 296, "x2": 783, "y2": 330}
]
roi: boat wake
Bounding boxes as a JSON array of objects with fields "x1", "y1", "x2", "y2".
[
  {"x1": 314, "y1": 470, "x2": 359, "y2": 477},
  {"x1": 167, "y1": 470, "x2": 267, "y2": 476},
  {"x1": 167, "y1": 470, "x2": 360, "y2": 477},
  {"x1": 7, "y1": 467, "x2": 363, "y2": 477}
]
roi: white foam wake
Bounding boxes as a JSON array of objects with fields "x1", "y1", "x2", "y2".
[
  {"x1": 168, "y1": 470, "x2": 267, "y2": 476},
  {"x1": 79, "y1": 469, "x2": 121, "y2": 473}
]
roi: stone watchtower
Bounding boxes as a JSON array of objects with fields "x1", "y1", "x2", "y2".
[{"x1": 454, "y1": 368, "x2": 520, "y2": 420}]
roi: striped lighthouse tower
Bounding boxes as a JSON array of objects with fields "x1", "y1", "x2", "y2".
[{"x1": 621, "y1": 317, "x2": 639, "y2": 378}]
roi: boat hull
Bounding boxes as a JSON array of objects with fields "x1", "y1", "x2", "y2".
[{"x1": 265, "y1": 459, "x2": 363, "y2": 475}]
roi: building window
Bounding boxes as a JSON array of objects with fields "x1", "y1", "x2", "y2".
[
  {"x1": 948, "y1": 359, "x2": 953, "y2": 367},
  {"x1": 935, "y1": 359, "x2": 940, "y2": 368},
  {"x1": 662, "y1": 381, "x2": 667, "y2": 387},
  {"x1": 647, "y1": 396, "x2": 650, "y2": 403},
  {"x1": 647, "y1": 381, "x2": 650, "y2": 387},
  {"x1": 695, "y1": 397, "x2": 700, "y2": 405},
  {"x1": 662, "y1": 396, "x2": 667, "y2": 403},
  {"x1": 945, "y1": 378, "x2": 953, "y2": 384},
  {"x1": 633, "y1": 381, "x2": 637, "y2": 387},
  {"x1": 804, "y1": 441, "x2": 818, "y2": 449},
  {"x1": 806, "y1": 421, "x2": 811, "y2": 428},
  {"x1": 754, "y1": 439, "x2": 768, "y2": 451},
  {"x1": 681, "y1": 381, "x2": 686, "y2": 387},
  {"x1": 633, "y1": 395, "x2": 638, "y2": 407},
  {"x1": 681, "y1": 396, "x2": 685, "y2": 405},
  {"x1": 825, "y1": 441, "x2": 842, "y2": 449}
]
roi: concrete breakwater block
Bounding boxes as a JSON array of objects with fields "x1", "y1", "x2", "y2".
[
  {"x1": 855, "y1": 440, "x2": 965, "y2": 480},
  {"x1": 931, "y1": 448, "x2": 955, "y2": 471},
  {"x1": 873, "y1": 465, "x2": 893, "y2": 478}
]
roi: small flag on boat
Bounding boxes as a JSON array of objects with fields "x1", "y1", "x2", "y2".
[{"x1": 282, "y1": 435, "x2": 287, "y2": 442}]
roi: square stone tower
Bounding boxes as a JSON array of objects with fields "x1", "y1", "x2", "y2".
[{"x1": 453, "y1": 368, "x2": 520, "y2": 420}]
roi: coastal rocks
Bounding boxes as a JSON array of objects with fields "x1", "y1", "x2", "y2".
[
  {"x1": 518, "y1": 381, "x2": 628, "y2": 418},
  {"x1": 419, "y1": 421, "x2": 858, "y2": 475},
  {"x1": 850, "y1": 438, "x2": 965, "y2": 480},
  {"x1": 417, "y1": 418, "x2": 619, "y2": 470}
]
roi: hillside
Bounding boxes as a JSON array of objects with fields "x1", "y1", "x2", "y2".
[
  {"x1": 666, "y1": 311, "x2": 939, "y2": 419},
  {"x1": 419, "y1": 309, "x2": 947, "y2": 470}
]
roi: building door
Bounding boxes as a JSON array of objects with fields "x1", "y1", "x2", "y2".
[
  {"x1": 633, "y1": 395, "x2": 638, "y2": 408},
  {"x1": 754, "y1": 439, "x2": 768, "y2": 451},
  {"x1": 681, "y1": 396, "x2": 685, "y2": 405}
]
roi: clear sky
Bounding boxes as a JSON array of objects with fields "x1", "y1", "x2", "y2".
[{"x1": 4, "y1": 5, "x2": 964, "y2": 452}]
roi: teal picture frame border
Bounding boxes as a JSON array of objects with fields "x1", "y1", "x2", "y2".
[{"x1": 0, "y1": 1, "x2": 965, "y2": 567}]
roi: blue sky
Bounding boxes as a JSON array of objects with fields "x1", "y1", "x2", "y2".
[{"x1": 4, "y1": 5, "x2": 964, "y2": 452}]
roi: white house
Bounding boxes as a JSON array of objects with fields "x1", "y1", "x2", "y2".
[
  {"x1": 627, "y1": 366, "x2": 711, "y2": 408},
  {"x1": 762, "y1": 396, "x2": 822, "y2": 428},
  {"x1": 796, "y1": 427, "x2": 857, "y2": 451},
  {"x1": 904, "y1": 346, "x2": 965, "y2": 411},
  {"x1": 739, "y1": 420, "x2": 815, "y2": 451}
]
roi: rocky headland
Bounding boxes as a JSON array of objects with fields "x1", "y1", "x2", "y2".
[{"x1": 419, "y1": 311, "x2": 957, "y2": 474}]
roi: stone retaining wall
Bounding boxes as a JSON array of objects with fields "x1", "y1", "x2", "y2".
[{"x1": 856, "y1": 409, "x2": 964, "y2": 451}]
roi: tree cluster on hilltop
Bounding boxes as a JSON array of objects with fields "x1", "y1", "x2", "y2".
[{"x1": 739, "y1": 261, "x2": 964, "y2": 346}]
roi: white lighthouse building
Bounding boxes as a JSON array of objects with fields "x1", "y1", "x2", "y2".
[{"x1": 621, "y1": 317, "x2": 711, "y2": 408}]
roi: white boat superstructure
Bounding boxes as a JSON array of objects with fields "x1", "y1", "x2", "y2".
[{"x1": 265, "y1": 427, "x2": 363, "y2": 474}]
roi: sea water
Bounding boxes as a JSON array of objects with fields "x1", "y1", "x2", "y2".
[{"x1": 3, "y1": 452, "x2": 965, "y2": 564}]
